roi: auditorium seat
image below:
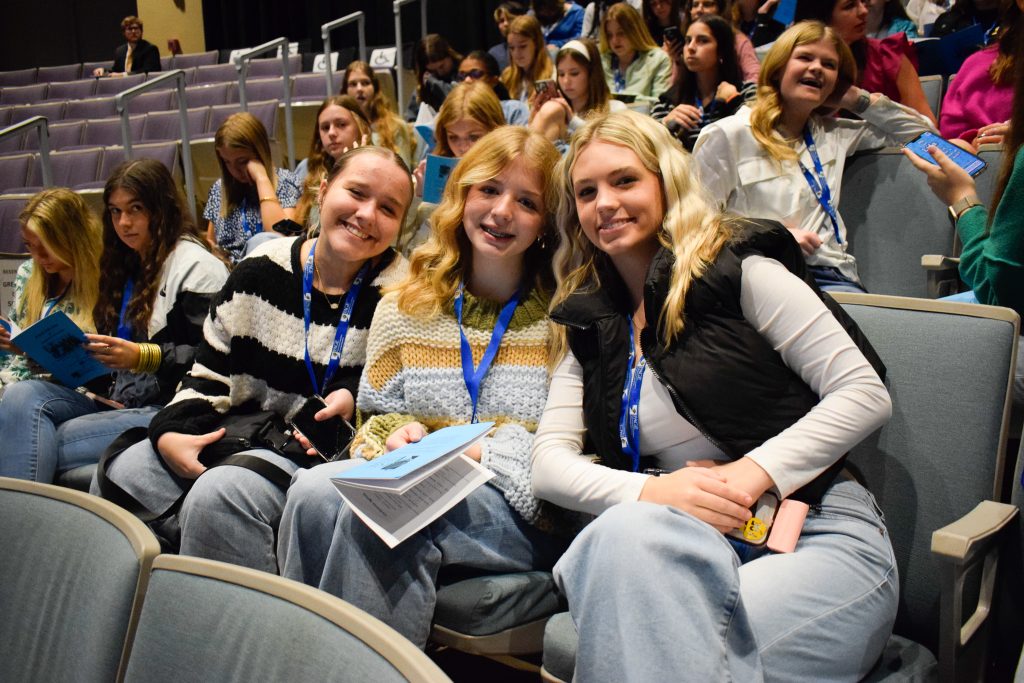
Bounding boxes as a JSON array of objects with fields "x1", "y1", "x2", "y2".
[
  {"x1": 81, "y1": 60, "x2": 109, "y2": 77},
  {"x1": 975, "y1": 143, "x2": 1006, "y2": 206},
  {"x1": 160, "y1": 56, "x2": 173, "y2": 71},
  {"x1": 208, "y1": 101, "x2": 278, "y2": 137},
  {"x1": 0, "y1": 477, "x2": 161, "y2": 682},
  {"x1": 32, "y1": 120, "x2": 85, "y2": 151},
  {"x1": 92, "y1": 142, "x2": 181, "y2": 190},
  {"x1": 125, "y1": 89, "x2": 174, "y2": 114},
  {"x1": 81, "y1": 115, "x2": 144, "y2": 148},
  {"x1": 176, "y1": 83, "x2": 231, "y2": 108},
  {"x1": 919, "y1": 74, "x2": 943, "y2": 119},
  {"x1": 0, "y1": 67, "x2": 38, "y2": 88},
  {"x1": 0, "y1": 106, "x2": 11, "y2": 127},
  {"x1": 246, "y1": 55, "x2": 302, "y2": 77},
  {"x1": 45, "y1": 78, "x2": 98, "y2": 101},
  {"x1": 37, "y1": 63, "x2": 82, "y2": 83},
  {"x1": 65, "y1": 97, "x2": 116, "y2": 120},
  {"x1": 194, "y1": 63, "x2": 238, "y2": 85},
  {"x1": 0, "y1": 195, "x2": 31, "y2": 252},
  {"x1": 28, "y1": 147, "x2": 102, "y2": 188},
  {"x1": 0, "y1": 154, "x2": 34, "y2": 193},
  {"x1": 0, "y1": 130, "x2": 22, "y2": 155},
  {"x1": 9, "y1": 101, "x2": 66, "y2": 124},
  {"x1": 293, "y1": 72, "x2": 343, "y2": 101},
  {"x1": 0, "y1": 83, "x2": 48, "y2": 106},
  {"x1": 172, "y1": 50, "x2": 219, "y2": 69},
  {"x1": 234, "y1": 77, "x2": 288, "y2": 104},
  {"x1": 540, "y1": 294, "x2": 1022, "y2": 683},
  {"x1": 95, "y1": 73, "x2": 146, "y2": 96},
  {"x1": 142, "y1": 108, "x2": 210, "y2": 142},
  {"x1": 122, "y1": 555, "x2": 452, "y2": 683}
]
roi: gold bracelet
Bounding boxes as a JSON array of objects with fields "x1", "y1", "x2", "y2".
[
  {"x1": 133, "y1": 342, "x2": 162, "y2": 373},
  {"x1": 259, "y1": 196, "x2": 279, "y2": 204}
]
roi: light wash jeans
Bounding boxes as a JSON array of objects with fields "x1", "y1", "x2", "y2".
[
  {"x1": 554, "y1": 478, "x2": 898, "y2": 683},
  {"x1": 93, "y1": 436, "x2": 298, "y2": 572},
  {"x1": 0, "y1": 379, "x2": 157, "y2": 482},
  {"x1": 278, "y1": 460, "x2": 568, "y2": 648}
]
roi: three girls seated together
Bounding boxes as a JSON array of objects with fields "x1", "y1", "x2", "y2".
[{"x1": 4, "y1": 7, "x2": 1024, "y2": 679}]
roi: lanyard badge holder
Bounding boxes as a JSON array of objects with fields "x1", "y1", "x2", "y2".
[
  {"x1": 455, "y1": 283, "x2": 520, "y2": 423},
  {"x1": 799, "y1": 128, "x2": 843, "y2": 247},
  {"x1": 619, "y1": 318, "x2": 646, "y2": 472}
]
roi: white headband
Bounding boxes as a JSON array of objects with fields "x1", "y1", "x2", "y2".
[{"x1": 559, "y1": 40, "x2": 590, "y2": 62}]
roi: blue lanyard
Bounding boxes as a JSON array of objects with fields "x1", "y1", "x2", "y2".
[
  {"x1": 302, "y1": 238, "x2": 370, "y2": 396},
  {"x1": 618, "y1": 318, "x2": 646, "y2": 472},
  {"x1": 41, "y1": 286, "x2": 68, "y2": 318},
  {"x1": 694, "y1": 94, "x2": 712, "y2": 126},
  {"x1": 798, "y1": 128, "x2": 843, "y2": 246},
  {"x1": 116, "y1": 279, "x2": 134, "y2": 340},
  {"x1": 454, "y1": 283, "x2": 520, "y2": 423},
  {"x1": 611, "y1": 55, "x2": 627, "y2": 93},
  {"x1": 241, "y1": 197, "x2": 259, "y2": 239}
]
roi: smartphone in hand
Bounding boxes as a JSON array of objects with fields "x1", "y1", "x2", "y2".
[
  {"x1": 289, "y1": 395, "x2": 355, "y2": 462},
  {"x1": 903, "y1": 131, "x2": 987, "y2": 177},
  {"x1": 662, "y1": 25, "x2": 681, "y2": 44},
  {"x1": 534, "y1": 79, "x2": 554, "y2": 95}
]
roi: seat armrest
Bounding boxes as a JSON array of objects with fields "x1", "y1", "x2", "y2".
[
  {"x1": 921, "y1": 254, "x2": 961, "y2": 270},
  {"x1": 921, "y1": 254, "x2": 963, "y2": 298},
  {"x1": 931, "y1": 500, "x2": 1018, "y2": 561}
]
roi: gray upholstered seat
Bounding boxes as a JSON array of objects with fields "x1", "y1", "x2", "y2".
[
  {"x1": 125, "y1": 89, "x2": 174, "y2": 114},
  {"x1": 0, "y1": 67, "x2": 39, "y2": 88},
  {"x1": 541, "y1": 295, "x2": 1021, "y2": 683},
  {"x1": 37, "y1": 63, "x2": 84, "y2": 83},
  {"x1": 172, "y1": 50, "x2": 219, "y2": 69},
  {"x1": 0, "y1": 477, "x2": 160, "y2": 682},
  {"x1": 82, "y1": 115, "x2": 144, "y2": 147},
  {"x1": 123, "y1": 555, "x2": 451, "y2": 683},
  {"x1": 45, "y1": 78, "x2": 98, "y2": 101},
  {"x1": 176, "y1": 83, "x2": 231, "y2": 108},
  {"x1": 293, "y1": 72, "x2": 343, "y2": 101},
  {"x1": 0, "y1": 83, "x2": 48, "y2": 105},
  {"x1": 839, "y1": 149, "x2": 956, "y2": 298},
  {"x1": 194, "y1": 63, "x2": 238, "y2": 85},
  {"x1": 0, "y1": 155, "x2": 33, "y2": 193},
  {"x1": 919, "y1": 75, "x2": 943, "y2": 119},
  {"x1": 235, "y1": 77, "x2": 288, "y2": 104},
  {"x1": 28, "y1": 147, "x2": 102, "y2": 187},
  {"x1": 0, "y1": 195, "x2": 31, "y2": 251},
  {"x1": 65, "y1": 96, "x2": 117, "y2": 120},
  {"x1": 141, "y1": 107, "x2": 210, "y2": 142},
  {"x1": 95, "y1": 73, "x2": 146, "y2": 95},
  {"x1": 8, "y1": 101, "x2": 66, "y2": 124}
]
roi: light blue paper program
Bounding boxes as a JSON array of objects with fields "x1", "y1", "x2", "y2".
[
  {"x1": 422, "y1": 154, "x2": 458, "y2": 205},
  {"x1": 10, "y1": 311, "x2": 108, "y2": 387},
  {"x1": 339, "y1": 421, "x2": 494, "y2": 482}
]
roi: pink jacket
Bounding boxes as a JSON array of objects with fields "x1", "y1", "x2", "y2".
[{"x1": 939, "y1": 45, "x2": 1014, "y2": 142}]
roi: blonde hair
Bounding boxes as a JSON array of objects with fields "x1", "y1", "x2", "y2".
[
  {"x1": 214, "y1": 112, "x2": 277, "y2": 218},
  {"x1": 501, "y1": 15, "x2": 555, "y2": 99},
  {"x1": 434, "y1": 82, "x2": 507, "y2": 157},
  {"x1": 599, "y1": 3, "x2": 660, "y2": 55},
  {"x1": 395, "y1": 126, "x2": 560, "y2": 318},
  {"x1": 18, "y1": 188, "x2": 102, "y2": 332},
  {"x1": 552, "y1": 110, "x2": 734, "y2": 358},
  {"x1": 749, "y1": 21, "x2": 857, "y2": 162}
]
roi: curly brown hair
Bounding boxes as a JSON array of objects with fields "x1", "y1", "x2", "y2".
[{"x1": 93, "y1": 158, "x2": 207, "y2": 338}]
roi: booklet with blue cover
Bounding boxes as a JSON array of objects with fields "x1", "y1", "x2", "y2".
[
  {"x1": 331, "y1": 421, "x2": 496, "y2": 547},
  {"x1": 0, "y1": 311, "x2": 108, "y2": 387},
  {"x1": 422, "y1": 154, "x2": 458, "y2": 204}
]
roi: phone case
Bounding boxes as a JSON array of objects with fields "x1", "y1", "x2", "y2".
[
  {"x1": 289, "y1": 396, "x2": 354, "y2": 461},
  {"x1": 726, "y1": 491, "x2": 780, "y2": 546},
  {"x1": 904, "y1": 132, "x2": 987, "y2": 177}
]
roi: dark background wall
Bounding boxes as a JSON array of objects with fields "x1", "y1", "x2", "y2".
[{"x1": 0, "y1": 0, "x2": 505, "y2": 70}]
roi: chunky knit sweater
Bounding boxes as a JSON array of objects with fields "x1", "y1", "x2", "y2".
[
  {"x1": 148, "y1": 236, "x2": 407, "y2": 453},
  {"x1": 351, "y1": 285, "x2": 552, "y2": 525}
]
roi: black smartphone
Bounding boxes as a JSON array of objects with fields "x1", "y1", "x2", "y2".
[
  {"x1": 289, "y1": 395, "x2": 355, "y2": 462},
  {"x1": 725, "y1": 491, "x2": 781, "y2": 547},
  {"x1": 663, "y1": 25, "x2": 681, "y2": 44},
  {"x1": 534, "y1": 79, "x2": 553, "y2": 94},
  {"x1": 611, "y1": 92, "x2": 637, "y2": 104},
  {"x1": 904, "y1": 131, "x2": 987, "y2": 177}
]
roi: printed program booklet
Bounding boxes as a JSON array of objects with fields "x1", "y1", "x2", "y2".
[
  {"x1": 0, "y1": 311, "x2": 108, "y2": 387},
  {"x1": 331, "y1": 421, "x2": 495, "y2": 548}
]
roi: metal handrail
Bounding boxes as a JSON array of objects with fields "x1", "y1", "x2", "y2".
[
  {"x1": 235, "y1": 37, "x2": 295, "y2": 170},
  {"x1": 322, "y1": 12, "x2": 366, "y2": 98},
  {"x1": 393, "y1": 0, "x2": 429, "y2": 111},
  {"x1": 114, "y1": 69, "x2": 196, "y2": 212},
  {"x1": 0, "y1": 116, "x2": 52, "y2": 187}
]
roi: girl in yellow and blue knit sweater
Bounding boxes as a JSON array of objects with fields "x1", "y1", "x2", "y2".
[{"x1": 279, "y1": 126, "x2": 568, "y2": 648}]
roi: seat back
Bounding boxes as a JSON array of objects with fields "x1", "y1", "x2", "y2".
[
  {"x1": 37, "y1": 63, "x2": 83, "y2": 83},
  {"x1": 0, "y1": 67, "x2": 38, "y2": 88},
  {"x1": 46, "y1": 78, "x2": 97, "y2": 101},
  {"x1": 839, "y1": 149, "x2": 955, "y2": 297},
  {"x1": 0, "y1": 83, "x2": 48, "y2": 106},
  {"x1": 65, "y1": 96, "x2": 117, "y2": 120},
  {"x1": 125, "y1": 89, "x2": 174, "y2": 115},
  {"x1": 293, "y1": 71, "x2": 343, "y2": 101},
  {"x1": 236, "y1": 77, "x2": 288, "y2": 104},
  {"x1": 194, "y1": 63, "x2": 238, "y2": 84},
  {"x1": 0, "y1": 154, "x2": 33, "y2": 193},
  {"x1": 95, "y1": 73, "x2": 146, "y2": 96},
  {"x1": 0, "y1": 194, "x2": 31, "y2": 252},
  {"x1": 177, "y1": 83, "x2": 231, "y2": 108},
  {"x1": 919, "y1": 75, "x2": 943, "y2": 118},
  {"x1": 123, "y1": 555, "x2": 451, "y2": 683},
  {"x1": 142, "y1": 107, "x2": 210, "y2": 142},
  {"x1": 0, "y1": 477, "x2": 160, "y2": 682},
  {"x1": 35, "y1": 120, "x2": 85, "y2": 151},
  {"x1": 172, "y1": 50, "x2": 219, "y2": 69},
  {"x1": 82, "y1": 115, "x2": 144, "y2": 147},
  {"x1": 30, "y1": 147, "x2": 102, "y2": 187},
  {"x1": 976, "y1": 144, "x2": 1007, "y2": 206},
  {"x1": 97, "y1": 142, "x2": 181, "y2": 188},
  {"x1": 831, "y1": 293, "x2": 1019, "y2": 654}
]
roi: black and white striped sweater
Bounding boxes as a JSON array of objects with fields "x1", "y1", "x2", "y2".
[{"x1": 148, "y1": 236, "x2": 408, "y2": 450}]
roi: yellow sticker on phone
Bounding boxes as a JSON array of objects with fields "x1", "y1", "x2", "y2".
[{"x1": 743, "y1": 517, "x2": 767, "y2": 542}]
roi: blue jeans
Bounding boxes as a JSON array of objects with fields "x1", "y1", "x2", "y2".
[
  {"x1": 808, "y1": 265, "x2": 868, "y2": 294},
  {"x1": 0, "y1": 379, "x2": 157, "y2": 482},
  {"x1": 554, "y1": 478, "x2": 898, "y2": 682},
  {"x1": 94, "y1": 436, "x2": 298, "y2": 573},
  {"x1": 279, "y1": 461, "x2": 568, "y2": 648}
]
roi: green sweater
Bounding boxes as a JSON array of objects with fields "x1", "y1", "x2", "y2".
[{"x1": 958, "y1": 145, "x2": 1024, "y2": 317}]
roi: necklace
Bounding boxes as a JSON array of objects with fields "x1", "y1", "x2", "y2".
[{"x1": 312, "y1": 254, "x2": 346, "y2": 310}]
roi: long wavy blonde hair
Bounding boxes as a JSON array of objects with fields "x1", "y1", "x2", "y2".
[
  {"x1": 600, "y1": 2, "x2": 660, "y2": 55},
  {"x1": 749, "y1": 21, "x2": 857, "y2": 162},
  {"x1": 551, "y1": 110, "x2": 734, "y2": 360},
  {"x1": 394, "y1": 126, "x2": 560, "y2": 318},
  {"x1": 17, "y1": 188, "x2": 102, "y2": 331},
  {"x1": 501, "y1": 15, "x2": 555, "y2": 99},
  {"x1": 434, "y1": 82, "x2": 507, "y2": 157}
]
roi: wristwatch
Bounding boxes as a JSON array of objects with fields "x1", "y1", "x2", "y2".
[
  {"x1": 948, "y1": 195, "x2": 983, "y2": 223},
  {"x1": 852, "y1": 90, "x2": 871, "y2": 114}
]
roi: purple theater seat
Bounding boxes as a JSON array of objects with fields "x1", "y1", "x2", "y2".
[
  {"x1": 81, "y1": 61, "x2": 109, "y2": 77},
  {"x1": 292, "y1": 72, "x2": 343, "y2": 101},
  {"x1": 29, "y1": 147, "x2": 102, "y2": 187},
  {"x1": 173, "y1": 51, "x2": 219, "y2": 69},
  {"x1": 0, "y1": 194, "x2": 31, "y2": 252},
  {"x1": 235, "y1": 78, "x2": 287, "y2": 104},
  {"x1": 0, "y1": 131, "x2": 24, "y2": 155},
  {"x1": 206, "y1": 103, "x2": 241, "y2": 134},
  {"x1": 37, "y1": 64, "x2": 83, "y2": 83},
  {"x1": 194, "y1": 64, "x2": 238, "y2": 84},
  {"x1": 42, "y1": 121, "x2": 86, "y2": 151},
  {"x1": 8, "y1": 101, "x2": 66, "y2": 124},
  {"x1": 160, "y1": 56, "x2": 173, "y2": 71},
  {"x1": 176, "y1": 83, "x2": 230, "y2": 108},
  {"x1": 0, "y1": 107, "x2": 12, "y2": 127},
  {"x1": 81, "y1": 116, "x2": 144, "y2": 148},
  {"x1": 0, "y1": 155, "x2": 33, "y2": 193},
  {"x1": 95, "y1": 73, "x2": 146, "y2": 96},
  {"x1": 125, "y1": 90, "x2": 173, "y2": 114},
  {"x1": 207, "y1": 100, "x2": 277, "y2": 138},
  {"x1": 94, "y1": 142, "x2": 180, "y2": 186},
  {"x1": 0, "y1": 84, "x2": 49, "y2": 106},
  {"x1": 45, "y1": 79, "x2": 98, "y2": 101},
  {"x1": 0, "y1": 68, "x2": 38, "y2": 88},
  {"x1": 142, "y1": 108, "x2": 209, "y2": 142},
  {"x1": 65, "y1": 97, "x2": 116, "y2": 120}
]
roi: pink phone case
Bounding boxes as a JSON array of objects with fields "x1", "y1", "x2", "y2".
[{"x1": 766, "y1": 499, "x2": 809, "y2": 553}]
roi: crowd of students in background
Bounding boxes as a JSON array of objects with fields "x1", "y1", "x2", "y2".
[{"x1": 1, "y1": 0, "x2": 1023, "y2": 680}]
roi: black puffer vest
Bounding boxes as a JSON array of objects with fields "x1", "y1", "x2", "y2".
[{"x1": 550, "y1": 221, "x2": 884, "y2": 504}]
